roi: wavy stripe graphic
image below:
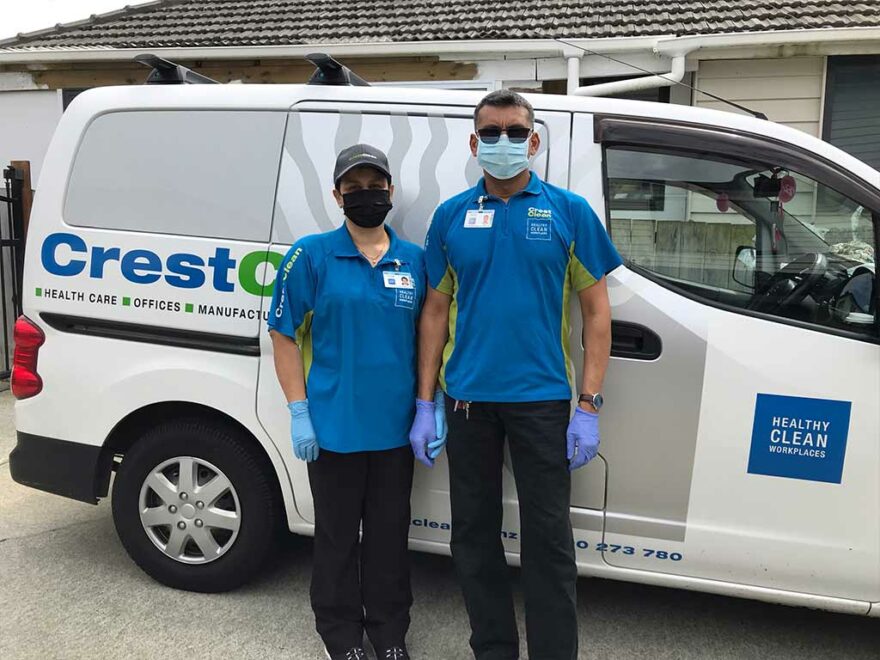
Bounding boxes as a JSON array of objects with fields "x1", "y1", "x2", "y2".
[
  {"x1": 272, "y1": 202, "x2": 295, "y2": 243},
  {"x1": 334, "y1": 111, "x2": 364, "y2": 157},
  {"x1": 465, "y1": 149, "x2": 482, "y2": 187},
  {"x1": 387, "y1": 111, "x2": 414, "y2": 239},
  {"x1": 405, "y1": 113, "x2": 448, "y2": 241},
  {"x1": 284, "y1": 112, "x2": 334, "y2": 233}
]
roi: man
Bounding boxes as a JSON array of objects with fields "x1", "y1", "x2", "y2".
[{"x1": 409, "y1": 90, "x2": 622, "y2": 659}]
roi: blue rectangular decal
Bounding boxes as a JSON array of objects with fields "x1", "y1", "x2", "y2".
[
  {"x1": 526, "y1": 218, "x2": 552, "y2": 241},
  {"x1": 747, "y1": 393, "x2": 851, "y2": 484},
  {"x1": 395, "y1": 288, "x2": 416, "y2": 309}
]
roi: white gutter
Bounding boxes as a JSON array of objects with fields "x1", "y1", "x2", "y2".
[
  {"x1": 655, "y1": 26, "x2": 880, "y2": 57},
  {"x1": 573, "y1": 55, "x2": 686, "y2": 96},
  {"x1": 568, "y1": 26, "x2": 880, "y2": 96},
  {"x1": 0, "y1": 36, "x2": 668, "y2": 64}
]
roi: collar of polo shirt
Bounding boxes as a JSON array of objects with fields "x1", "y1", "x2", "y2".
[{"x1": 473, "y1": 171, "x2": 543, "y2": 202}]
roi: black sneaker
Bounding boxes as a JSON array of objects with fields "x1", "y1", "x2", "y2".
[
  {"x1": 324, "y1": 647, "x2": 366, "y2": 660},
  {"x1": 380, "y1": 647, "x2": 410, "y2": 660}
]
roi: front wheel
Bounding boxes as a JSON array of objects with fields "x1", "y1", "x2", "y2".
[{"x1": 111, "y1": 417, "x2": 280, "y2": 592}]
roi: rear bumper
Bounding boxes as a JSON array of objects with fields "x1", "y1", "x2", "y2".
[{"x1": 9, "y1": 432, "x2": 109, "y2": 504}]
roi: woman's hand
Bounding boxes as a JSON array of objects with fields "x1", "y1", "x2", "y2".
[
  {"x1": 409, "y1": 399, "x2": 437, "y2": 467},
  {"x1": 288, "y1": 400, "x2": 319, "y2": 462}
]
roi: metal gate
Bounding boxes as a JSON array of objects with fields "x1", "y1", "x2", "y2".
[{"x1": 0, "y1": 164, "x2": 26, "y2": 380}]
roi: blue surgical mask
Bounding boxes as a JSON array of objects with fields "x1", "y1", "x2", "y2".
[{"x1": 477, "y1": 135, "x2": 530, "y2": 180}]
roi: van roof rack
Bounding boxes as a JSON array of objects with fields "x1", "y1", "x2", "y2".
[
  {"x1": 305, "y1": 53, "x2": 370, "y2": 86},
  {"x1": 134, "y1": 54, "x2": 219, "y2": 85}
]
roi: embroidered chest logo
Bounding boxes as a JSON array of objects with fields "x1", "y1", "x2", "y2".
[{"x1": 526, "y1": 208, "x2": 552, "y2": 241}]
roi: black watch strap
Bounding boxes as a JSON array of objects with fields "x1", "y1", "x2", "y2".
[{"x1": 578, "y1": 393, "x2": 603, "y2": 409}]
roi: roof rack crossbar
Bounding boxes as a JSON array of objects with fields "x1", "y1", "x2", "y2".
[
  {"x1": 134, "y1": 54, "x2": 218, "y2": 85},
  {"x1": 305, "y1": 53, "x2": 370, "y2": 86}
]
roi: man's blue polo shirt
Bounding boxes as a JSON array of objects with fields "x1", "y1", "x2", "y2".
[
  {"x1": 268, "y1": 224, "x2": 425, "y2": 453},
  {"x1": 425, "y1": 172, "x2": 622, "y2": 403}
]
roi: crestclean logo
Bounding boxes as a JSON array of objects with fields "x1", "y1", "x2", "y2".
[
  {"x1": 274, "y1": 247, "x2": 302, "y2": 317},
  {"x1": 40, "y1": 232, "x2": 284, "y2": 297},
  {"x1": 527, "y1": 207, "x2": 552, "y2": 219}
]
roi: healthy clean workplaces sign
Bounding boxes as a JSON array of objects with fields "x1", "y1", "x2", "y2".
[{"x1": 747, "y1": 393, "x2": 852, "y2": 484}]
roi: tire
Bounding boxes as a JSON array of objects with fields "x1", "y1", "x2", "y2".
[{"x1": 111, "y1": 417, "x2": 280, "y2": 592}]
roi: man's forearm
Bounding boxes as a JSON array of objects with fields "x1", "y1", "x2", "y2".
[
  {"x1": 580, "y1": 313, "x2": 611, "y2": 396},
  {"x1": 270, "y1": 330, "x2": 307, "y2": 402},
  {"x1": 417, "y1": 303, "x2": 449, "y2": 401}
]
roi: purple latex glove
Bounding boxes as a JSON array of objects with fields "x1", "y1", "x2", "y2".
[
  {"x1": 567, "y1": 407, "x2": 599, "y2": 471},
  {"x1": 429, "y1": 389, "x2": 447, "y2": 460},
  {"x1": 409, "y1": 399, "x2": 436, "y2": 468}
]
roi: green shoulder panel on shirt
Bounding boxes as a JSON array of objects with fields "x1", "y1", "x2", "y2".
[
  {"x1": 560, "y1": 258, "x2": 576, "y2": 391},
  {"x1": 435, "y1": 264, "x2": 455, "y2": 295},
  {"x1": 295, "y1": 310, "x2": 314, "y2": 381},
  {"x1": 439, "y1": 266, "x2": 459, "y2": 391},
  {"x1": 569, "y1": 242, "x2": 599, "y2": 291}
]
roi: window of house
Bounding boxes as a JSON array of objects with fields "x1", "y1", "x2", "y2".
[
  {"x1": 823, "y1": 56, "x2": 880, "y2": 170},
  {"x1": 65, "y1": 110, "x2": 287, "y2": 241},
  {"x1": 605, "y1": 146, "x2": 877, "y2": 338}
]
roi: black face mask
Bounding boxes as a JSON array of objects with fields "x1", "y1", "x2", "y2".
[{"x1": 342, "y1": 188, "x2": 392, "y2": 228}]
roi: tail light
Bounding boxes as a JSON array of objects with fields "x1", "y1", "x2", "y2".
[{"x1": 11, "y1": 316, "x2": 45, "y2": 399}]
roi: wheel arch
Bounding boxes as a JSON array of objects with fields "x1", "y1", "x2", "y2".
[{"x1": 97, "y1": 401, "x2": 293, "y2": 527}]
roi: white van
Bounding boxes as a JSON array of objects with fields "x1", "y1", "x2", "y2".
[{"x1": 8, "y1": 59, "x2": 879, "y2": 616}]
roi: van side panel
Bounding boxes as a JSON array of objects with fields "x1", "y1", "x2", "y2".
[{"x1": 16, "y1": 95, "x2": 302, "y2": 527}]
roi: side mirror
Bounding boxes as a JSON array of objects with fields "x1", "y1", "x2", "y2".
[{"x1": 733, "y1": 245, "x2": 756, "y2": 288}]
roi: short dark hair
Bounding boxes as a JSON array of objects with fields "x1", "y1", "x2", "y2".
[{"x1": 473, "y1": 89, "x2": 534, "y2": 128}]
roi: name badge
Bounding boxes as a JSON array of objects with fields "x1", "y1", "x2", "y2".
[
  {"x1": 464, "y1": 209, "x2": 494, "y2": 228},
  {"x1": 383, "y1": 271, "x2": 414, "y2": 289}
]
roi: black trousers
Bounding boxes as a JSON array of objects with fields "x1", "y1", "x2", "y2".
[
  {"x1": 446, "y1": 397, "x2": 578, "y2": 660},
  {"x1": 307, "y1": 445, "x2": 414, "y2": 653}
]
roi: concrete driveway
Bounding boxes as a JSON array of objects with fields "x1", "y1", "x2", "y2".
[{"x1": 1, "y1": 389, "x2": 878, "y2": 659}]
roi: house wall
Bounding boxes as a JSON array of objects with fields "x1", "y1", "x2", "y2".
[
  {"x1": 0, "y1": 89, "x2": 62, "y2": 186},
  {"x1": 693, "y1": 56, "x2": 826, "y2": 137}
]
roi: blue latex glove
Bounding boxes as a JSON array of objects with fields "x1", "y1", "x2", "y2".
[
  {"x1": 288, "y1": 400, "x2": 319, "y2": 462},
  {"x1": 428, "y1": 390, "x2": 447, "y2": 460},
  {"x1": 409, "y1": 399, "x2": 436, "y2": 468},
  {"x1": 567, "y1": 407, "x2": 599, "y2": 471}
]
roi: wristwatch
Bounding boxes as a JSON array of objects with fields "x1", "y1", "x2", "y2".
[{"x1": 578, "y1": 392, "x2": 604, "y2": 411}]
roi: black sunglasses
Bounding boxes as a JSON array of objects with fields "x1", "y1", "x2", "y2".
[{"x1": 476, "y1": 126, "x2": 533, "y2": 145}]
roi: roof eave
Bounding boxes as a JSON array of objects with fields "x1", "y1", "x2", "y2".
[{"x1": 1, "y1": 27, "x2": 880, "y2": 65}]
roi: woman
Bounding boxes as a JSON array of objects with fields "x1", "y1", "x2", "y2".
[{"x1": 268, "y1": 144, "x2": 445, "y2": 660}]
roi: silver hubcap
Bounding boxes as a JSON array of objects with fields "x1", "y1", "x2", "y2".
[{"x1": 138, "y1": 456, "x2": 241, "y2": 564}]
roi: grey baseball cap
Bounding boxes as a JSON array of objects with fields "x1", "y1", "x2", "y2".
[{"x1": 333, "y1": 143, "x2": 392, "y2": 186}]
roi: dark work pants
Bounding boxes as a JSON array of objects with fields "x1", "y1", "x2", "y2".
[
  {"x1": 446, "y1": 397, "x2": 578, "y2": 660},
  {"x1": 307, "y1": 445, "x2": 414, "y2": 654}
]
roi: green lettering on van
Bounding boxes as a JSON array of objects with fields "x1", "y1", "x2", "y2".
[{"x1": 238, "y1": 250, "x2": 284, "y2": 297}]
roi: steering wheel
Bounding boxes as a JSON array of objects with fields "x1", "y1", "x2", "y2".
[{"x1": 748, "y1": 252, "x2": 828, "y2": 313}]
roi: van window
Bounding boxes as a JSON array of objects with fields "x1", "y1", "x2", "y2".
[
  {"x1": 65, "y1": 111, "x2": 286, "y2": 242},
  {"x1": 605, "y1": 146, "x2": 877, "y2": 338}
]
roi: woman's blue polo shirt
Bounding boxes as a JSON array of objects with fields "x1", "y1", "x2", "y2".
[{"x1": 268, "y1": 224, "x2": 426, "y2": 453}]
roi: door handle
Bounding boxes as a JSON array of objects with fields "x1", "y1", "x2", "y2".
[{"x1": 610, "y1": 321, "x2": 662, "y2": 360}]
